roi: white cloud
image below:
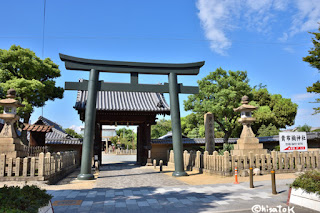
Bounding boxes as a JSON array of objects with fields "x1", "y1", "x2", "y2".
[
  {"x1": 283, "y1": 46, "x2": 295, "y2": 53},
  {"x1": 69, "y1": 125, "x2": 83, "y2": 134},
  {"x1": 196, "y1": 0, "x2": 320, "y2": 54},
  {"x1": 290, "y1": 0, "x2": 320, "y2": 36},
  {"x1": 196, "y1": 0, "x2": 237, "y2": 55},
  {"x1": 292, "y1": 93, "x2": 316, "y2": 102}
]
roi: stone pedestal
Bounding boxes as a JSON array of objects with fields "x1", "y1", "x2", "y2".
[
  {"x1": 0, "y1": 138, "x2": 27, "y2": 158},
  {"x1": 232, "y1": 137, "x2": 267, "y2": 156},
  {"x1": 0, "y1": 115, "x2": 27, "y2": 158}
]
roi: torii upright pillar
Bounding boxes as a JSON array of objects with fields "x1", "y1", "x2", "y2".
[{"x1": 78, "y1": 69, "x2": 99, "y2": 180}]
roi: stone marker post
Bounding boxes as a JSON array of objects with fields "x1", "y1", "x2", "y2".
[{"x1": 204, "y1": 113, "x2": 215, "y2": 154}]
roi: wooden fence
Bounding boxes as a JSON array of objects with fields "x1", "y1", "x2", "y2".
[
  {"x1": 168, "y1": 150, "x2": 320, "y2": 176},
  {"x1": 107, "y1": 147, "x2": 137, "y2": 155},
  {"x1": 23, "y1": 146, "x2": 49, "y2": 157},
  {"x1": 0, "y1": 151, "x2": 78, "y2": 182}
]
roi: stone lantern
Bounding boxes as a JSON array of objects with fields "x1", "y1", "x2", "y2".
[
  {"x1": 231, "y1": 95, "x2": 267, "y2": 156},
  {"x1": 0, "y1": 89, "x2": 26, "y2": 157}
]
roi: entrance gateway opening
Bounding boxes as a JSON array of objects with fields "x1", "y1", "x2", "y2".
[{"x1": 60, "y1": 54, "x2": 204, "y2": 180}]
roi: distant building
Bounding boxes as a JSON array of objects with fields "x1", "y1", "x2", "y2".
[
  {"x1": 25, "y1": 116, "x2": 83, "y2": 161},
  {"x1": 81, "y1": 126, "x2": 117, "y2": 150}
]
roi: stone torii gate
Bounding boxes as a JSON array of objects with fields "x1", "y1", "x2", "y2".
[{"x1": 60, "y1": 53, "x2": 204, "y2": 180}]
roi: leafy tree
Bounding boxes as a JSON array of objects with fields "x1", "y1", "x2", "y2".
[
  {"x1": 303, "y1": 25, "x2": 320, "y2": 114},
  {"x1": 296, "y1": 124, "x2": 312, "y2": 132},
  {"x1": 151, "y1": 119, "x2": 172, "y2": 139},
  {"x1": 181, "y1": 113, "x2": 204, "y2": 137},
  {"x1": 257, "y1": 124, "x2": 279, "y2": 137},
  {"x1": 251, "y1": 89, "x2": 298, "y2": 133},
  {"x1": 64, "y1": 128, "x2": 83, "y2": 138},
  {"x1": 184, "y1": 68, "x2": 298, "y2": 142},
  {"x1": 110, "y1": 136, "x2": 119, "y2": 145},
  {"x1": 184, "y1": 68, "x2": 251, "y2": 143},
  {"x1": 0, "y1": 45, "x2": 64, "y2": 142},
  {"x1": 116, "y1": 128, "x2": 136, "y2": 149}
]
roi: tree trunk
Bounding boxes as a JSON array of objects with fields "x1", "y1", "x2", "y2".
[{"x1": 223, "y1": 131, "x2": 231, "y2": 144}]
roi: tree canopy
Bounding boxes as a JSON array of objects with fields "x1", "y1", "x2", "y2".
[
  {"x1": 64, "y1": 128, "x2": 83, "y2": 138},
  {"x1": 250, "y1": 89, "x2": 298, "y2": 135},
  {"x1": 184, "y1": 68, "x2": 251, "y2": 143},
  {"x1": 295, "y1": 124, "x2": 312, "y2": 132},
  {"x1": 151, "y1": 119, "x2": 172, "y2": 139},
  {"x1": 303, "y1": 25, "x2": 320, "y2": 114},
  {"x1": 0, "y1": 45, "x2": 64, "y2": 123},
  {"x1": 184, "y1": 68, "x2": 297, "y2": 142},
  {"x1": 116, "y1": 128, "x2": 136, "y2": 149}
]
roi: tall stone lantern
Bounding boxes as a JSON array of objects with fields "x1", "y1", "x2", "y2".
[
  {"x1": 231, "y1": 95, "x2": 267, "y2": 156},
  {"x1": 0, "y1": 89, "x2": 27, "y2": 158}
]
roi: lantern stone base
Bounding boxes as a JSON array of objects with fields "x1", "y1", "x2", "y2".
[
  {"x1": 0, "y1": 138, "x2": 27, "y2": 158},
  {"x1": 231, "y1": 137, "x2": 267, "y2": 156}
]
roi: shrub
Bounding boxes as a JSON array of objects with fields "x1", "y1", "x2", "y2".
[
  {"x1": 0, "y1": 185, "x2": 53, "y2": 213},
  {"x1": 291, "y1": 170, "x2": 320, "y2": 196}
]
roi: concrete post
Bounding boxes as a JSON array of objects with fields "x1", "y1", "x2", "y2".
[
  {"x1": 78, "y1": 69, "x2": 99, "y2": 180},
  {"x1": 204, "y1": 113, "x2": 215, "y2": 154},
  {"x1": 168, "y1": 72, "x2": 187, "y2": 177}
]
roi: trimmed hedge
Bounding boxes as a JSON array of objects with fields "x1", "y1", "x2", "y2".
[
  {"x1": 291, "y1": 170, "x2": 320, "y2": 196},
  {"x1": 0, "y1": 185, "x2": 53, "y2": 213}
]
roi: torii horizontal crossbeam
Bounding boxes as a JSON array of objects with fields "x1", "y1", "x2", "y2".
[
  {"x1": 65, "y1": 81, "x2": 199, "y2": 94},
  {"x1": 59, "y1": 53, "x2": 204, "y2": 75}
]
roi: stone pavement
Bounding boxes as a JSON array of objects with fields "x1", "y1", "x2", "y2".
[{"x1": 47, "y1": 154, "x2": 316, "y2": 213}]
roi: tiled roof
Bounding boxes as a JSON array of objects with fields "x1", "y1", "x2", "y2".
[
  {"x1": 30, "y1": 116, "x2": 83, "y2": 145},
  {"x1": 74, "y1": 79, "x2": 170, "y2": 113},
  {"x1": 158, "y1": 131, "x2": 188, "y2": 139},
  {"x1": 23, "y1": 124, "x2": 53, "y2": 132},
  {"x1": 46, "y1": 138, "x2": 83, "y2": 145},
  {"x1": 36, "y1": 116, "x2": 66, "y2": 133}
]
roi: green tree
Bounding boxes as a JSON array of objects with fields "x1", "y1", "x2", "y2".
[
  {"x1": 151, "y1": 119, "x2": 172, "y2": 139},
  {"x1": 116, "y1": 128, "x2": 136, "y2": 149},
  {"x1": 0, "y1": 45, "x2": 64, "y2": 142},
  {"x1": 110, "y1": 136, "x2": 119, "y2": 145},
  {"x1": 251, "y1": 89, "x2": 298, "y2": 134},
  {"x1": 303, "y1": 25, "x2": 320, "y2": 114},
  {"x1": 296, "y1": 124, "x2": 312, "y2": 132},
  {"x1": 184, "y1": 69, "x2": 298, "y2": 142},
  {"x1": 181, "y1": 113, "x2": 204, "y2": 137},
  {"x1": 257, "y1": 124, "x2": 279, "y2": 137},
  {"x1": 64, "y1": 128, "x2": 83, "y2": 138},
  {"x1": 184, "y1": 68, "x2": 251, "y2": 143}
]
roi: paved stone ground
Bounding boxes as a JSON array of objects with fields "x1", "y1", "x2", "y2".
[{"x1": 48, "y1": 154, "x2": 317, "y2": 213}]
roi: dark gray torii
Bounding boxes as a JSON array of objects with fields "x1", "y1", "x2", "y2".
[{"x1": 60, "y1": 53, "x2": 204, "y2": 180}]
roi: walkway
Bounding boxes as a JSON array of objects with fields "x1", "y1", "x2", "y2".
[{"x1": 48, "y1": 154, "x2": 316, "y2": 213}]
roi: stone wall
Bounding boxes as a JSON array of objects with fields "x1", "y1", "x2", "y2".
[
  {"x1": 168, "y1": 150, "x2": 320, "y2": 176},
  {"x1": 0, "y1": 151, "x2": 78, "y2": 183}
]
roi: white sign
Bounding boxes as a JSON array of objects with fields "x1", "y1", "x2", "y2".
[{"x1": 279, "y1": 132, "x2": 308, "y2": 152}]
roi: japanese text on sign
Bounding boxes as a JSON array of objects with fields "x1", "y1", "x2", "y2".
[{"x1": 279, "y1": 132, "x2": 308, "y2": 152}]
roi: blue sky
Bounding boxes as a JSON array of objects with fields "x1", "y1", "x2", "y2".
[{"x1": 0, "y1": 0, "x2": 319, "y2": 132}]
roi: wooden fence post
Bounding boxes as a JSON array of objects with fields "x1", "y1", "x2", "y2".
[
  {"x1": 7, "y1": 158, "x2": 13, "y2": 177},
  {"x1": 15, "y1": 157, "x2": 20, "y2": 177},
  {"x1": 30, "y1": 157, "x2": 35, "y2": 177},
  {"x1": 23, "y1": 157, "x2": 28, "y2": 177},
  {"x1": 0, "y1": 154, "x2": 5, "y2": 177},
  {"x1": 38, "y1": 153, "x2": 45, "y2": 177}
]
